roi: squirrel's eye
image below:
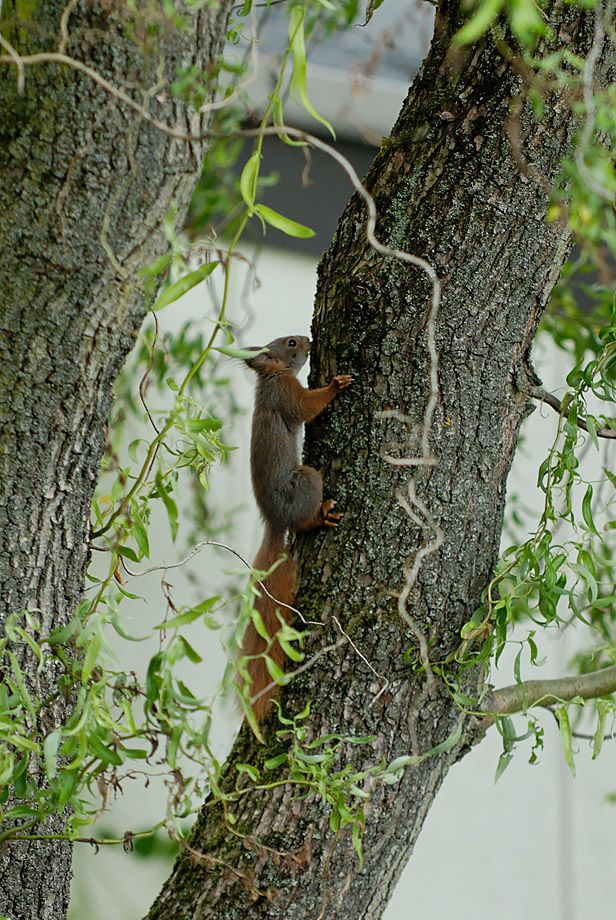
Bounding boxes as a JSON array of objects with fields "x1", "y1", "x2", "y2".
[{"x1": 287, "y1": 338, "x2": 297, "y2": 347}]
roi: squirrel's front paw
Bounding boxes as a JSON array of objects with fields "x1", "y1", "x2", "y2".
[
  {"x1": 321, "y1": 499, "x2": 343, "y2": 527},
  {"x1": 332, "y1": 374, "x2": 353, "y2": 390}
]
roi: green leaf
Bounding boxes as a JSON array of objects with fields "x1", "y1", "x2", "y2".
[
  {"x1": 455, "y1": 0, "x2": 504, "y2": 44},
  {"x1": 14, "y1": 628, "x2": 43, "y2": 672},
  {"x1": 265, "y1": 656, "x2": 285, "y2": 682},
  {"x1": 176, "y1": 636, "x2": 203, "y2": 664},
  {"x1": 167, "y1": 726, "x2": 182, "y2": 769},
  {"x1": 236, "y1": 762, "x2": 261, "y2": 781},
  {"x1": 145, "y1": 652, "x2": 164, "y2": 704},
  {"x1": 294, "y1": 750, "x2": 328, "y2": 764},
  {"x1": 494, "y1": 751, "x2": 513, "y2": 783},
  {"x1": 507, "y1": 0, "x2": 547, "y2": 43},
  {"x1": 352, "y1": 820, "x2": 364, "y2": 871},
  {"x1": 138, "y1": 252, "x2": 171, "y2": 278},
  {"x1": 238, "y1": 693, "x2": 265, "y2": 744},
  {"x1": 128, "y1": 439, "x2": 142, "y2": 463},
  {"x1": 250, "y1": 610, "x2": 270, "y2": 642},
  {"x1": 123, "y1": 747, "x2": 149, "y2": 760},
  {"x1": 213, "y1": 345, "x2": 268, "y2": 360},
  {"x1": 89, "y1": 733, "x2": 123, "y2": 767},
  {"x1": 288, "y1": 7, "x2": 335, "y2": 138},
  {"x1": 81, "y1": 634, "x2": 101, "y2": 685},
  {"x1": 116, "y1": 544, "x2": 140, "y2": 563},
  {"x1": 363, "y1": 0, "x2": 385, "y2": 25},
  {"x1": 131, "y1": 504, "x2": 150, "y2": 559},
  {"x1": 155, "y1": 471, "x2": 178, "y2": 541},
  {"x1": 264, "y1": 753, "x2": 288, "y2": 770},
  {"x1": 109, "y1": 615, "x2": 148, "y2": 642},
  {"x1": 58, "y1": 770, "x2": 79, "y2": 810},
  {"x1": 254, "y1": 205, "x2": 315, "y2": 239},
  {"x1": 592, "y1": 700, "x2": 609, "y2": 760},
  {"x1": 181, "y1": 418, "x2": 222, "y2": 433},
  {"x1": 555, "y1": 706, "x2": 576, "y2": 777},
  {"x1": 43, "y1": 731, "x2": 61, "y2": 781},
  {"x1": 153, "y1": 262, "x2": 219, "y2": 311},
  {"x1": 383, "y1": 755, "x2": 416, "y2": 775},
  {"x1": 278, "y1": 637, "x2": 303, "y2": 662},
  {"x1": 155, "y1": 607, "x2": 209, "y2": 630},
  {"x1": 239, "y1": 151, "x2": 261, "y2": 208},
  {"x1": 585, "y1": 414, "x2": 599, "y2": 450},
  {"x1": 7, "y1": 652, "x2": 36, "y2": 720},
  {"x1": 581, "y1": 484, "x2": 599, "y2": 535}
]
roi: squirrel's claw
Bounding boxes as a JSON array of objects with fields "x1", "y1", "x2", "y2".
[{"x1": 321, "y1": 499, "x2": 343, "y2": 526}]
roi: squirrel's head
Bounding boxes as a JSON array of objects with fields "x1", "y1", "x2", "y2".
[{"x1": 244, "y1": 335, "x2": 310, "y2": 376}]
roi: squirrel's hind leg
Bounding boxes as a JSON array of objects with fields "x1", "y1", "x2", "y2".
[{"x1": 287, "y1": 466, "x2": 342, "y2": 532}]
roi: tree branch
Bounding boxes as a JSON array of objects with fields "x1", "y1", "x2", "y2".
[
  {"x1": 486, "y1": 663, "x2": 616, "y2": 715},
  {"x1": 529, "y1": 386, "x2": 616, "y2": 439}
]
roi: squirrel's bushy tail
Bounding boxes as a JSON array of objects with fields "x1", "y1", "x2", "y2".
[{"x1": 239, "y1": 525, "x2": 297, "y2": 722}]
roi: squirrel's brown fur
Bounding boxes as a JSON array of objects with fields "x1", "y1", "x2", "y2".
[{"x1": 240, "y1": 335, "x2": 352, "y2": 721}]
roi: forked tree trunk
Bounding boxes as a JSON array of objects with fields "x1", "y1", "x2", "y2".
[
  {"x1": 0, "y1": 1, "x2": 233, "y2": 917},
  {"x1": 149, "y1": 2, "x2": 614, "y2": 919}
]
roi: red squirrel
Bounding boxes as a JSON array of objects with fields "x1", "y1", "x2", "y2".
[{"x1": 240, "y1": 335, "x2": 352, "y2": 721}]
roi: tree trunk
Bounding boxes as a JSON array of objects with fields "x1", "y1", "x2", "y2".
[
  {"x1": 149, "y1": 2, "x2": 614, "y2": 919},
  {"x1": 0, "y1": 1, "x2": 233, "y2": 917}
]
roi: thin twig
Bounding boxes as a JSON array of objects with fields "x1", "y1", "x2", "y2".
[
  {"x1": 485, "y1": 662, "x2": 616, "y2": 716},
  {"x1": 120, "y1": 540, "x2": 391, "y2": 699},
  {"x1": 529, "y1": 386, "x2": 616, "y2": 439}
]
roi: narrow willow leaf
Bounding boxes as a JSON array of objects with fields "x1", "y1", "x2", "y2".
[
  {"x1": 585, "y1": 414, "x2": 599, "y2": 450},
  {"x1": 213, "y1": 344, "x2": 267, "y2": 360},
  {"x1": 153, "y1": 261, "x2": 219, "y2": 311},
  {"x1": 58, "y1": 771, "x2": 79, "y2": 810},
  {"x1": 265, "y1": 656, "x2": 285, "y2": 682},
  {"x1": 43, "y1": 731, "x2": 61, "y2": 781},
  {"x1": 288, "y1": 7, "x2": 335, "y2": 138},
  {"x1": 89, "y1": 732, "x2": 123, "y2": 766},
  {"x1": 241, "y1": 697, "x2": 265, "y2": 744},
  {"x1": 236, "y1": 763, "x2": 260, "y2": 781},
  {"x1": 555, "y1": 706, "x2": 576, "y2": 777},
  {"x1": 592, "y1": 700, "x2": 609, "y2": 760},
  {"x1": 239, "y1": 151, "x2": 261, "y2": 208},
  {"x1": 81, "y1": 634, "x2": 101, "y2": 685},
  {"x1": 155, "y1": 471, "x2": 178, "y2": 541},
  {"x1": 155, "y1": 607, "x2": 207, "y2": 630},
  {"x1": 494, "y1": 751, "x2": 513, "y2": 783},
  {"x1": 131, "y1": 506, "x2": 150, "y2": 559},
  {"x1": 278, "y1": 637, "x2": 303, "y2": 662},
  {"x1": 363, "y1": 0, "x2": 385, "y2": 25},
  {"x1": 455, "y1": 0, "x2": 504, "y2": 44},
  {"x1": 254, "y1": 204, "x2": 315, "y2": 238},
  {"x1": 383, "y1": 755, "x2": 416, "y2": 775},
  {"x1": 167, "y1": 726, "x2": 182, "y2": 769},
  {"x1": 581, "y1": 484, "x2": 599, "y2": 535},
  {"x1": 507, "y1": 0, "x2": 546, "y2": 42},
  {"x1": 176, "y1": 636, "x2": 203, "y2": 664},
  {"x1": 182, "y1": 418, "x2": 222, "y2": 432},
  {"x1": 7, "y1": 652, "x2": 36, "y2": 720},
  {"x1": 250, "y1": 609, "x2": 270, "y2": 642}
]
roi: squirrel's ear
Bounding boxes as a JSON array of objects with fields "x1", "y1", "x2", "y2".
[{"x1": 244, "y1": 347, "x2": 270, "y2": 370}]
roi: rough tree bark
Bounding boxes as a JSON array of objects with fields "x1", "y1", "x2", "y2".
[
  {"x1": 0, "y1": 1, "x2": 233, "y2": 917},
  {"x1": 148, "y1": 2, "x2": 615, "y2": 919}
]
